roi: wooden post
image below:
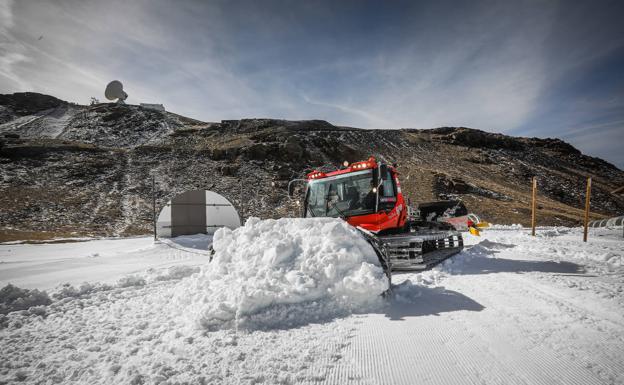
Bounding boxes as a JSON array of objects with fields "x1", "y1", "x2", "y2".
[
  {"x1": 239, "y1": 178, "x2": 244, "y2": 222},
  {"x1": 531, "y1": 177, "x2": 537, "y2": 236},
  {"x1": 152, "y1": 175, "x2": 157, "y2": 241},
  {"x1": 583, "y1": 177, "x2": 591, "y2": 242}
]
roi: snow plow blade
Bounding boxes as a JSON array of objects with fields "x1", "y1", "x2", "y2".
[
  {"x1": 356, "y1": 227, "x2": 393, "y2": 285},
  {"x1": 357, "y1": 227, "x2": 463, "y2": 272}
]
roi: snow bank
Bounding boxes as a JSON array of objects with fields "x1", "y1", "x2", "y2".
[
  {"x1": 116, "y1": 275, "x2": 147, "y2": 288},
  {"x1": 0, "y1": 284, "x2": 51, "y2": 315},
  {"x1": 51, "y1": 282, "x2": 113, "y2": 300},
  {"x1": 178, "y1": 217, "x2": 389, "y2": 330},
  {"x1": 48, "y1": 265, "x2": 201, "y2": 301}
]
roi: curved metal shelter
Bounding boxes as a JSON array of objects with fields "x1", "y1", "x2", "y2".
[
  {"x1": 588, "y1": 215, "x2": 624, "y2": 228},
  {"x1": 156, "y1": 190, "x2": 240, "y2": 238}
]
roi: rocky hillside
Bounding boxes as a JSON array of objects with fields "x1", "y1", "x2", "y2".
[{"x1": 1, "y1": 92, "x2": 623, "y2": 241}]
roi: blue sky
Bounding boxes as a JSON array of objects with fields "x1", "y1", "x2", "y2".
[{"x1": 1, "y1": 0, "x2": 623, "y2": 168}]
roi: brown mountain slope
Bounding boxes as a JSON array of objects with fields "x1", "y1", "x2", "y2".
[{"x1": 1, "y1": 93, "x2": 622, "y2": 241}]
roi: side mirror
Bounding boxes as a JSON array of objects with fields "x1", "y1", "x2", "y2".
[{"x1": 287, "y1": 179, "x2": 307, "y2": 199}]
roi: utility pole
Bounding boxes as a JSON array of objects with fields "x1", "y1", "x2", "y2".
[
  {"x1": 583, "y1": 177, "x2": 592, "y2": 242},
  {"x1": 152, "y1": 174, "x2": 157, "y2": 241},
  {"x1": 531, "y1": 177, "x2": 537, "y2": 236}
]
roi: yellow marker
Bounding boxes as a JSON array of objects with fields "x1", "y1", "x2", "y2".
[{"x1": 469, "y1": 227, "x2": 480, "y2": 236}]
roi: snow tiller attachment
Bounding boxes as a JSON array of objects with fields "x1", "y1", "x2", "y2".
[
  {"x1": 291, "y1": 157, "x2": 463, "y2": 274},
  {"x1": 416, "y1": 200, "x2": 489, "y2": 236}
]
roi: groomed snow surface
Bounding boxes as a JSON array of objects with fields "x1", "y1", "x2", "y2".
[{"x1": 1, "y1": 219, "x2": 623, "y2": 384}]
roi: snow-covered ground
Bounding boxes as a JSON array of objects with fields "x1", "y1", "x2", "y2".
[
  {"x1": 0, "y1": 234, "x2": 212, "y2": 290},
  {"x1": 332, "y1": 226, "x2": 624, "y2": 385},
  {"x1": 0, "y1": 105, "x2": 81, "y2": 138},
  {"x1": 0, "y1": 220, "x2": 623, "y2": 384}
]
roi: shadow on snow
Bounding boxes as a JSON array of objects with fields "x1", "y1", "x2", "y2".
[
  {"x1": 385, "y1": 284, "x2": 485, "y2": 321},
  {"x1": 446, "y1": 239, "x2": 585, "y2": 275}
]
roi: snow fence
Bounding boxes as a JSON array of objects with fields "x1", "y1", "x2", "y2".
[{"x1": 178, "y1": 217, "x2": 389, "y2": 330}]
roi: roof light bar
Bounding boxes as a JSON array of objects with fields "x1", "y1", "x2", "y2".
[
  {"x1": 350, "y1": 159, "x2": 376, "y2": 170},
  {"x1": 307, "y1": 170, "x2": 327, "y2": 179}
]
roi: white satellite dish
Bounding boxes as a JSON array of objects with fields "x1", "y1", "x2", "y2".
[{"x1": 104, "y1": 80, "x2": 128, "y2": 103}]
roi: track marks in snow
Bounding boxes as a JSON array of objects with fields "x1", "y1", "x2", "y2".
[
  {"x1": 333, "y1": 293, "x2": 606, "y2": 385},
  {"x1": 448, "y1": 277, "x2": 606, "y2": 385},
  {"x1": 330, "y1": 228, "x2": 624, "y2": 385},
  {"x1": 485, "y1": 273, "x2": 624, "y2": 384}
]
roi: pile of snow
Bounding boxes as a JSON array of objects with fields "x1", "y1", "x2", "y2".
[
  {"x1": 178, "y1": 217, "x2": 389, "y2": 330},
  {"x1": 47, "y1": 265, "x2": 202, "y2": 300},
  {"x1": 0, "y1": 284, "x2": 51, "y2": 315},
  {"x1": 51, "y1": 282, "x2": 113, "y2": 300}
]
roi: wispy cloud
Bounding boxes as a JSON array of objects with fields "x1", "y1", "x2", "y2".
[
  {"x1": 300, "y1": 93, "x2": 386, "y2": 127},
  {"x1": 0, "y1": 0, "x2": 31, "y2": 91},
  {"x1": 0, "y1": 0, "x2": 14, "y2": 31},
  {"x1": 561, "y1": 120, "x2": 624, "y2": 167}
]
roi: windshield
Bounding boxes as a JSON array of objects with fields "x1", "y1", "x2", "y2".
[{"x1": 305, "y1": 170, "x2": 377, "y2": 218}]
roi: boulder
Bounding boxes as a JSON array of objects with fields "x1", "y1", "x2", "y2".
[
  {"x1": 276, "y1": 166, "x2": 292, "y2": 180},
  {"x1": 219, "y1": 164, "x2": 239, "y2": 176},
  {"x1": 280, "y1": 136, "x2": 304, "y2": 161},
  {"x1": 245, "y1": 143, "x2": 269, "y2": 160}
]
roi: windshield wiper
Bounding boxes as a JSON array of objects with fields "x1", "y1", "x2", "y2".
[{"x1": 328, "y1": 202, "x2": 347, "y2": 221}]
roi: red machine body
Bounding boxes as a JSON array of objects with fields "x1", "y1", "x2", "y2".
[{"x1": 304, "y1": 157, "x2": 407, "y2": 233}]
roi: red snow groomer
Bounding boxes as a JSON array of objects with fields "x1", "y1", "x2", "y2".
[{"x1": 297, "y1": 157, "x2": 463, "y2": 272}]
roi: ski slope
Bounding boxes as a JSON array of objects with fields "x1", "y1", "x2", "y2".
[
  {"x1": 329, "y1": 227, "x2": 624, "y2": 385},
  {"x1": 0, "y1": 235, "x2": 212, "y2": 290},
  {"x1": 0, "y1": 105, "x2": 81, "y2": 138},
  {"x1": 0, "y1": 221, "x2": 623, "y2": 384}
]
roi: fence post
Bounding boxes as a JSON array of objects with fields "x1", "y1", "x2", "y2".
[
  {"x1": 152, "y1": 174, "x2": 157, "y2": 241},
  {"x1": 583, "y1": 177, "x2": 591, "y2": 242},
  {"x1": 239, "y1": 177, "x2": 244, "y2": 222},
  {"x1": 531, "y1": 177, "x2": 537, "y2": 236}
]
